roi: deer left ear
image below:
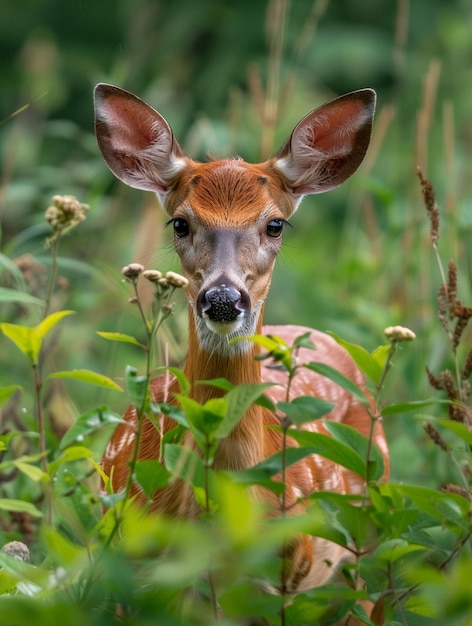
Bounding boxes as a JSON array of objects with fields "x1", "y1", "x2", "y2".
[{"x1": 273, "y1": 89, "x2": 376, "y2": 197}]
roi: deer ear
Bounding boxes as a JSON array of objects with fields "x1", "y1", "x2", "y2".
[
  {"x1": 94, "y1": 83, "x2": 187, "y2": 195},
  {"x1": 273, "y1": 89, "x2": 376, "y2": 197}
]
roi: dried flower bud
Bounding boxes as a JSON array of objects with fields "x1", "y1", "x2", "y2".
[
  {"x1": 121, "y1": 263, "x2": 145, "y2": 280},
  {"x1": 423, "y1": 422, "x2": 448, "y2": 452},
  {"x1": 165, "y1": 271, "x2": 188, "y2": 288},
  {"x1": 157, "y1": 278, "x2": 169, "y2": 288},
  {"x1": 128, "y1": 296, "x2": 138, "y2": 304},
  {"x1": 143, "y1": 269, "x2": 163, "y2": 283},
  {"x1": 1, "y1": 541, "x2": 30, "y2": 562},
  {"x1": 45, "y1": 195, "x2": 89, "y2": 235},
  {"x1": 384, "y1": 326, "x2": 416, "y2": 342}
]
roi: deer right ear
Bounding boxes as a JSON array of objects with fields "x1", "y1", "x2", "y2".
[{"x1": 94, "y1": 83, "x2": 187, "y2": 195}]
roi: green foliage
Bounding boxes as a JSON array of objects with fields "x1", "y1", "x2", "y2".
[{"x1": 2, "y1": 1, "x2": 472, "y2": 623}]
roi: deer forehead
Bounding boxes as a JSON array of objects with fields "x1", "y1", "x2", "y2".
[{"x1": 165, "y1": 158, "x2": 296, "y2": 225}]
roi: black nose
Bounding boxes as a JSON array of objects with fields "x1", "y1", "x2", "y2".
[{"x1": 198, "y1": 285, "x2": 249, "y2": 323}]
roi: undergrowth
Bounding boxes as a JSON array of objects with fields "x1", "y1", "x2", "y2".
[{"x1": 0, "y1": 173, "x2": 471, "y2": 626}]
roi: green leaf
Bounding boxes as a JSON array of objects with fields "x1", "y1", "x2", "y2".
[
  {"x1": 383, "y1": 483, "x2": 471, "y2": 527},
  {"x1": 0, "y1": 498, "x2": 42, "y2": 518},
  {"x1": 176, "y1": 394, "x2": 226, "y2": 440},
  {"x1": 237, "y1": 334, "x2": 293, "y2": 370},
  {"x1": 164, "y1": 443, "x2": 205, "y2": 489},
  {"x1": 0, "y1": 323, "x2": 42, "y2": 364},
  {"x1": 134, "y1": 459, "x2": 171, "y2": 498},
  {"x1": 371, "y1": 344, "x2": 391, "y2": 370},
  {"x1": 329, "y1": 332, "x2": 383, "y2": 385},
  {"x1": 0, "y1": 310, "x2": 75, "y2": 364},
  {"x1": 48, "y1": 369, "x2": 123, "y2": 391},
  {"x1": 0, "y1": 287, "x2": 44, "y2": 307},
  {"x1": 0, "y1": 385, "x2": 22, "y2": 404},
  {"x1": 125, "y1": 365, "x2": 149, "y2": 409},
  {"x1": 373, "y1": 538, "x2": 427, "y2": 563},
  {"x1": 36, "y1": 310, "x2": 75, "y2": 341},
  {"x1": 166, "y1": 366, "x2": 190, "y2": 396},
  {"x1": 96, "y1": 330, "x2": 145, "y2": 348},
  {"x1": 59, "y1": 405, "x2": 125, "y2": 450},
  {"x1": 216, "y1": 383, "x2": 274, "y2": 438},
  {"x1": 381, "y1": 398, "x2": 449, "y2": 416},
  {"x1": 324, "y1": 421, "x2": 384, "y2": 481},
  {"x1": 199, "y1": 377, "x2": 234, "y2": 392},
  {"x1": 13, "y1": 460, "x2": 47, "y2": 482},
  {"x1": 289, "y1": 429, "x2": 367, "y2": 478},
  {"x1": 305, "y1": 361, "x2": 371, "y2": 408},
  {"x1": 277, "y1": 396, "x2": 335, "y2": 427},
  {"x1": 433, "y1": 417, "x2": 472, "y2": 446}
]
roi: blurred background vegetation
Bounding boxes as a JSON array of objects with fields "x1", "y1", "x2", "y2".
[{"x1": 1, "y1": 0, "x2": 472, "y2": 488}]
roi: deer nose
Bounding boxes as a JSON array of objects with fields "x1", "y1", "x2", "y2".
[{"x1": 198, "y1": 285, "x2": 250, "y2": 323}]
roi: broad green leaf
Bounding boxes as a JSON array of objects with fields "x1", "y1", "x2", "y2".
[
  {"x1": 374, "y1": 538, "x2": 427, "y2": 563},
  {"x1": 48, "y1": 446, "x2": 95, "y2": 477},
  {"x1": 325, "y1": 421, "x2": 384, "y2": 481},
  {"x1": 176, "y1": 394, "x2": 225, "y2": 438},
  {"x1": 164, "y1": 443, "x2": 205, "y2": 489},
  {"x1": 0, "y1": 310, "x2": 75, "y2": 364},
  {"x1": 0, "y1": 385, "x2": 22, "y2": 404},
  {"x1": 96, "y1": 330, "x2": 145, "y2": 348},
  {"x1": 305, "y1": 361, "x2": 371, "y2": 408},
  {"x1": 0, "y1": 498, "x2": 42, "y2": 518},
  {"x1": 0, "y1": 323, "x2": 41, "y2": 364},
  {"x1": 329, "y1": 332, "x2": 383, "y2": 385},
  {"x1": 277, "y1": 396, "x2": 335, "y2": 427},
  {"x1": 13, "y1": 460, "x2": 47, "y2": 482},
  {"x1": 0, "y1": 287, "x2": 44, "y2": 307},
  {"x1": 59, "y1": 405, "x2": 125, "y2": 450},
  {"x1": 384, "y1": 484, "x2": 471, "y2": 527},
  {"x1": 134, "y1": 459, "x2": 171, "y2": 498},
  {"x1": 216, "y1": 383, "x2": 274, "y2": 438},
  {"x1": 36, "y1": 310, "x2": 75, "y2": 341},
  {"x1": 289, "y1": 429, "x2": 367, "y2": 478},
  {"x1": 48, "y1": 369, "x2": 123, "y2": 392}
]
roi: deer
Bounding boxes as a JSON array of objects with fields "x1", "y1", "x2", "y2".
[{"x1": 94, "y1": 84, "x2": 389, "y2": 599}]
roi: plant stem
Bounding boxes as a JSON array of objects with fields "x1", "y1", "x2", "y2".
[
  {"x1": 43, "y1": 237, "x2": 59, "y2": 319},
  {"x1": 32, "y1": 361, "x2": 52, "y2": 523}
]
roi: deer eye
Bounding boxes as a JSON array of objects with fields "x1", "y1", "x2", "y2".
[
  {"x1": 172, "y1": 218, "x2": 190, "y2": 238},
  {"x1": 266, "y1": 219, "x2": 285, "y2": 238}
]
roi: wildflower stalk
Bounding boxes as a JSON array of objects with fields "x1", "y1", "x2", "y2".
[
  {"x1": 119, "y1": 265, "x2": 187, "y2": 503},
  {"x1": 36, "y1": 196, "x2": 89, "y2": 523}
]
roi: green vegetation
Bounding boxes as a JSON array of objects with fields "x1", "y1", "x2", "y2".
[{"x1": 1, "y1": 1, "x2": 472, "y2": 624}]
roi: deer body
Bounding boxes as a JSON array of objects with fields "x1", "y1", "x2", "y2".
[{"x1": 94, "y1": 85, "x2": 389, "y2": 593}]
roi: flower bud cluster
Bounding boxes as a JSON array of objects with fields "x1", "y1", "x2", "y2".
[
  {"x1": 121, "y1": 264, "x2": 188, "y2": 290},
  {"x1": 384, "y1": 325, "x2": 416, "y2": 342},
  {"x1": 45, "y1": 195, "x2": 89, "y2": 234}
]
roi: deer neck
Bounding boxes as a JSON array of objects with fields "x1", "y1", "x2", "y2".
[{"x1": 183, "y1": 308, "x2": 267, "y2": 470}]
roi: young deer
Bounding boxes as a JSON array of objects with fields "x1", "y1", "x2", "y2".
[{"x1": 94, "y1": 84, "x2": 389, "y2": 593}]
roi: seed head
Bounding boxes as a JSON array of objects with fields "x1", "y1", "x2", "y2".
[
  {"x1": 384, "y1": 325, "x2": 416, "y2": 342},
  {"x1": 1, "y1": 541, "x2": 30, "y2": 562}
]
